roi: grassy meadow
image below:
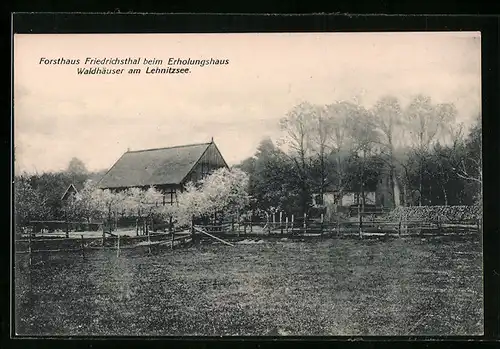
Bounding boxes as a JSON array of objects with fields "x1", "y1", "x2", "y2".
[{"x1": 15, "y1": 234, "x2": 483, "y2": 336}]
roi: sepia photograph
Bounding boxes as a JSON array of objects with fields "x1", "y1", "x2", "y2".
[{"x1": 13, "y1": 32, "x2": 482, "y2": 337}]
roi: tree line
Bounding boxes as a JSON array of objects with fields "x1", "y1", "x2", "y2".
[
  {"x1": 14, "y1": 158, "x2": 106, "y2": 227},
  {"x1": 14, "y1": 93, "x2": 482, "y2": 231},
  {"x1": 236, "y1": 94, "x2": 482, "y2": 215},
  {"x1": 14, "y1": 158, "x2": 250, "y2": 233}
]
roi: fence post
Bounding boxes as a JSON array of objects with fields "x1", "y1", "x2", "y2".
[
  {"x1": 65, "y1": 220, "x2": 69, "y2": 239},
  {"x1": 267, "y1": 213, "x2": 271, "y2": 235},
  {"x1": 477, "y1": 218, "x2": 481, "y2": 233},
  {"x1": 236, "y1": 216, "x2": 240, "y2": 238},
  {"x1": 291, "y1": 214, "x2": 294, "y2": 234},
  {"x1": 171, "y1": 229, "x2": 175, "y2": 250},
  {"x1": 116, "y1": 234, "x2": 120, "y2": 257},
  {"x1": 231, "y1": 216, "x2": 235, "y2": 232},
  {"x1": 303, "y1": 212, "x2": 307, "y2": 234},
  {"x1": 320, "y1": 213, "x2": 324, "y2": 237},
  {"x1": 102, "y1": 223, "x2": 105, "y2": 248},
  {"x1": 336, "y1": 213, "x2": 340, "y2": 236},
  {"x1": 80, "y1": 235, "x2": 86, "y2": 260},
  {"x1": 358, "y1": 204, "x2": 363, "y2": 239},
  {"x1": 190, "y1": 215, "x2": 195, "y2": 246},
  {"x1": 398, "y1": 215, "x2": 402, "y2": 237},
  {"x1": 28, "y1": 234, "x2": 32, "y2": 267},
  {"x1": 136, "y1": 218, "x2": 139, "y2": 236},
  {"x1": 250, "y1": 211, "x2": 253, "y2": 233},
  {"x1": 285, "y1": 216, "x2": 289, "y2": 234},
  {"x1": 272, "y1": 212, "x2": 276, "y2": 233},
  {"x1": 280, "y1": 212, "x2": 283, "y2": 234},
  {"x1": 147, "y1": 227, "x2": 151, "y2": 255}
]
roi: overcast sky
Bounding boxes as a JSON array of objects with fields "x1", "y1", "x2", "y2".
[{"x1": 14, "y1": 32, "x2": 481, "y2": 174}]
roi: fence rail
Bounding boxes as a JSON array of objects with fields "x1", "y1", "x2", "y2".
[
  {"x1": 15, "y1": 229, "x2": 193, "y2": 267},
  {"x1": 15, "y1": 207, "x2": 481, "y2": 267},
  {"x1": 19, "y1": 217, "x2": 189, "y2": 240},
  {"x1": 194, "y1": 215, "x2": 482, "y2": 239}
]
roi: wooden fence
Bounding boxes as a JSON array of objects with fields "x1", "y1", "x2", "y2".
[
  {"x1": 106, "y1": 216, "x2": 182, "y2": 236},
  {"x1": 26, "y1": 220, "x2": 104, "y2": 238},
  {"x1": 195, "y1": 211, "x2": 482, "y2": 239},
  {"x1": 21, "y1": 217, "x2": 187, "y2": 240},
  {"x1": 16, "y1": 209, "x2": 482, "y2": 266},
  {"x1": 15, "y1": 228, "x2": 193, "y2": 267}
]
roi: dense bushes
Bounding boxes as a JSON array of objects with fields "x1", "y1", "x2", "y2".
[{"x1": 385, "y1": 205, "x2": 481, "y2": 223}]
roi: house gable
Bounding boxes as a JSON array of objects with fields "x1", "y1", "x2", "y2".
[
  {"x1": 61, "y1": 184, "x2": 78, "y2": 201},
  {"x1": 181, "y1": 142, "x2": 229, "y2": 185},
  {"x1": 61, "y1": 182, "x2": 86, "y2": 201}
]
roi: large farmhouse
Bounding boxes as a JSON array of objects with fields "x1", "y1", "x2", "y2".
[{"x1": 97, "y1": 140, "x2": 228, "y2": 205}]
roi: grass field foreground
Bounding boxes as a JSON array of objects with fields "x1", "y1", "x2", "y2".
[{"x1": 15, "y1": 235, "x2": 483, "y2": 336}]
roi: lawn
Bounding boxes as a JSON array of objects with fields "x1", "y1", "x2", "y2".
[{"x1": 14, "y1": 234, "x2": 483, "y2": 336}]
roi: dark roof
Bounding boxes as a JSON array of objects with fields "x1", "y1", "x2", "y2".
[{"x1": 97, "y1": 142, "x2": 213, "y2": 189}]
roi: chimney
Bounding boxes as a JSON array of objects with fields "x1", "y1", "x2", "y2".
[
  {"x1": 210, "y1": 137, "x2": 214, "y2": 143},
  {"x1": 127, "y1": 147, "x2": 130, "y2": 152}
]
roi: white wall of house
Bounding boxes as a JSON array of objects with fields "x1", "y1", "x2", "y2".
[
  {"x1": 322, "y1": 193, "x2": 336, "y2": 206},
  {"x1": 340, "y1": 192, "x2": 376, "y2": 206},
  {"x1": 312, "y1": 191, "x2": 376, "y2": 207}
]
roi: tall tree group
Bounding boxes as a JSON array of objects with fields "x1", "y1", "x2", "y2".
[
  {"x1": 237, "y1": 94, "x2": 482, "y2": 215},
  {"x1": 14, "y1": 94, "x2": 482, "y2": 229}
]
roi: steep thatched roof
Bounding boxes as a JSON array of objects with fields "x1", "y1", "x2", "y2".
[{"x1": 97, "y1": 142, "x2": 213, "y2": 189}]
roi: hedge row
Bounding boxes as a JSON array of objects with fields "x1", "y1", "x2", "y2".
[{"x1": 385, "y1": 205, "x2": 482, "y2": 222}]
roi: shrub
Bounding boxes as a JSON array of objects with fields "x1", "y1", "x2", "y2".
[{"x1": 385, "y1": 205, "x2": 481, "y2": 223}]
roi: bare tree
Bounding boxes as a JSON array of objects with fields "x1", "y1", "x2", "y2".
[
  {"x1": 403, "y1": 95, "x2": 456, "y2": 206},
  {"x1": 446, "y1": 121, "x2": 465, "y2": 148},
  {"x1": 372, "y1": 95, "x2": 404, "y2": 208},
  {"x1": 345, "y1": 104, "x2": 380, "y2": 210},
  {"x1": 453, "y1": 115, "x2": 482, "y2": 187},
  {"x1": 433, "y1": 119, "x2": 466, "y2": 206},
  {"x1": 281, "y1": 101, "x2": 366, "y2": 213},
  {"x1": 308, "y1": 104, "x2": 344, "y2": 207},
  {"x1": 279, "y1": 102, "x2": 317, "y2": 213},
  {"x1": 323, "y1": 101, "x2": 358, "y2": 209}
]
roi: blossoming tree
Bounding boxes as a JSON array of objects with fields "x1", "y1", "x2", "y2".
[
  {"x1": 174, "y1": 167, "x2": 251, "y2": 227},
  {"x1": 123, "y1": 186, "x2": 164, "y2": 234}
]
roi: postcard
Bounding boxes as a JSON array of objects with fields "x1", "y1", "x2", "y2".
[{"x1": 13, "y1": 31, "x2": 482, "y2": 337}]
